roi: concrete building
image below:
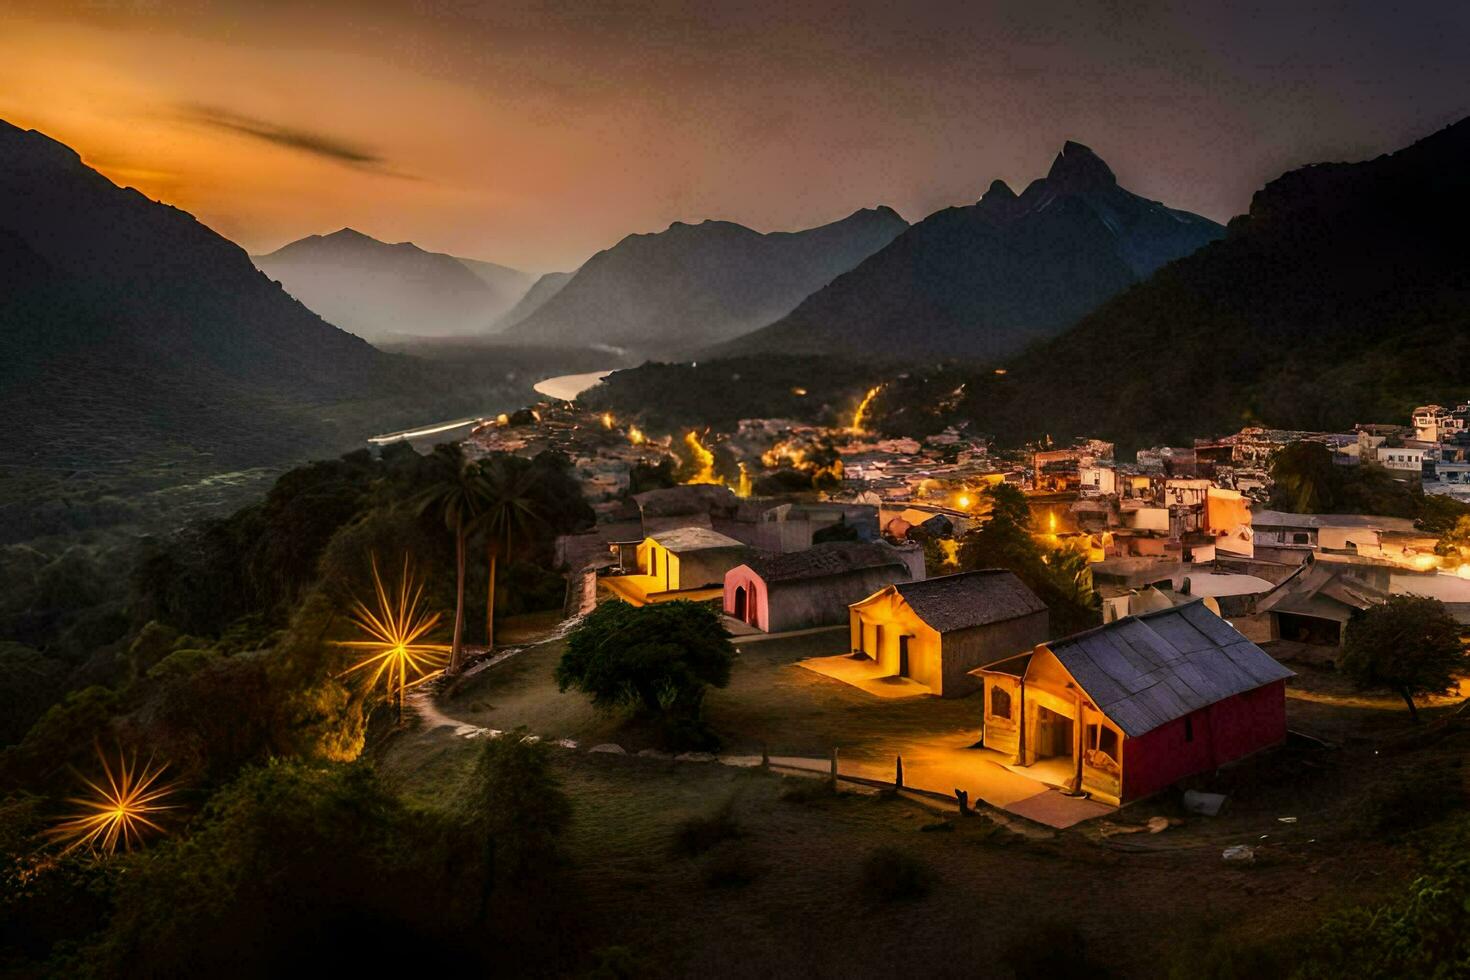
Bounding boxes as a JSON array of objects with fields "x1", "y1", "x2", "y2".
[
  {"x1": 723, "y1": 542, "x2": 922, "y2": 633},
  {"x1": 848, "y1": 570, "x2": 1049, "y2": 697}
]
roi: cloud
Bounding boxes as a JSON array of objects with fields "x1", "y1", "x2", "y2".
[{"x1": 176, "y1": 103, "x2": 417, "y2": 178}]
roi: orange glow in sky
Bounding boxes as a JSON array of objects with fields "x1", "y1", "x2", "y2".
[{"x1": 3, "y1": 1, "x2": 1463, "y2": 272}]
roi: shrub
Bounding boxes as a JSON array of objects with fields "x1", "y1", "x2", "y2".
[
  {"x1": 701, "y1": 847, "x2": 758, "y2": 889},
  {"x1": 672, "y1": 799, "x2": 741, "y2": 857},
  {"x1": 460, "y1": 730, "x2": 573, "y2": 888},
  {"x1": 1358, "y1": 763, "x2": 1467, "y2": 839},
  {"x1": 1002, "y1": 919, "x2": 1114, "y2": 979},
  {"x1": 858, "y1": 846, "x2": 936, "y2": 902}
]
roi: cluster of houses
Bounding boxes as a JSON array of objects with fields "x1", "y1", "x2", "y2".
[
  {"x1": 553, "y1": 482, "x2": 1295, "y2": 807},
  {"x1": 460, "y1": 391, "x2": 1470, "y2": 810}
]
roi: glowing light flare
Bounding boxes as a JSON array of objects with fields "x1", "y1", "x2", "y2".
[
  {"x1": 627, "y1": 425, "x2": 646, "y2": 445},
  {"x1": 601, "y1": 412, "x2": 614, "y2": 429},
  {"x1": 737, "y1": 462, "x2": 753, "y2": 498},
  {"x1": 49, "y1": 747, "x2": 179, "y2": 857},
  {"x1": 337, "y1": 555, "x2": 450, "y2": 719},
  {"x1": 849, "y1": 385, "x2": 883, "y2": 433},
  {"x1": 956, "y1": 494, "x2": 972, "y2": 510},
  {"x1": 938, "y1": 539, "x2": 960, "y2": 567},
  {"x1": 681, "y1": 431, "x2": 723, "y2": 485}
]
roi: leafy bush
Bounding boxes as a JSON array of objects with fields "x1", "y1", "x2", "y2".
[
  {"x1": 460, "y1": 731, "x2": 572, "y2": 888},
  {"x1": 556, "y1": 600, "x2": 734, "y2": 748},
  {"x1": 671, "y1": 799, "x2": 741, "y2": 857},
  {"x1": 858, "y1": 846, "x2": 936, "y2": 902},
  {"x1": 1294, "y1": 818, "x2": 1470, "y2": 979}
]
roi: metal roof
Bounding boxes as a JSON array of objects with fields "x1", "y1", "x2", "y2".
[
  {"x1": 648, "y1": 526, "x2": 747, "y2": 553},
  {"x1": 1045, "y1": 601, "x2": 1294, "y2": 738},
  {"x1": 744, "y1": 542, "x2": 909, "y2": 584},
  {"x1": 892, "y1": 569, "x2": 1046, "y2": 633},
  {"x1": 1252, "y1": 510, "x2": 1418, "y2": 532}
]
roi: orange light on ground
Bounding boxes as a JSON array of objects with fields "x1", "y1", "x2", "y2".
[
  {"x1": 938, "y1": 539, "x2": 960, "y2": 567},
  {"x1": 337, "y1": 555, "x2": 450, "y2": 724},
  {"x1": 49, "y1": 747, "x2": 179, "y2": 857},
  {"x1": 737, "y1": 462, "x2": 753, "y2": 498}
]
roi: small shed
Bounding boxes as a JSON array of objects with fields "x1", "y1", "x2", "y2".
[
  {"x1": 974, "y1": 601, "x2": 1293, "y2": 804},
  {"x1": 848, "y1": 570, "x2": 1049, "y2": 697},
  {"x1": 723, "y1": 542, "x2": 922, "y2": 633},
  {"x1": 1242, "y1": 556, "x2": 1387, "y2": 646},
  {"x1": 638, "y1": 527, "x2": 753, "y2": 593}
]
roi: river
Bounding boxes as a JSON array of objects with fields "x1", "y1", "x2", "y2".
[{"x1": 532, "y1": 369, "x2": 616, "y2": 401}]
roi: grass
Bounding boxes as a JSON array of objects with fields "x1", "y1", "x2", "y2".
[{"x1": 373, "y1": 617, "x2": 1470, "y2": 977}]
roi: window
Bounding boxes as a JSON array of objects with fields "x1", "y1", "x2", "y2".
[
  {"x1": 989, "y1": 685, "x2": 1012, "y2": 720},
  {"x1": 1292, "y1": 532, "x2": 1310, "y2": 545},
  {"x1": 1086, "y1": 723, "x2": 1120, "y2": 764},
  {"x1": 1184, "y1": 715, "x2": 1194, "y2": 742}
]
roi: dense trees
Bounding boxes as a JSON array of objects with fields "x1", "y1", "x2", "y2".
[
  {"x1": 955, "y1": 483, "x2": 1098, "y2": 635},
  {"x1": 1340, "y1": 595, "x2": 1467, "y2": 723},
  {"x1": 1267, "y1": 442, "x2": 1421, "y2": 517},
  {"x1": 556, "y1": 601, "x2": 735, "y2": 747}
]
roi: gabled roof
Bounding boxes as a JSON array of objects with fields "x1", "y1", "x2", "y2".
[
  {"x1": 891, "y1": 570, "x2": 1046, "y2": 633},
  {"x1": 743, "y1": 542, "x2": 909, "y2": 584},
  {"x1": 1253, "y1": 510, "x2": 1417, "y2": 532},
  {"x1": 648, "y1": 526, "x2": 746, "y2": 553},
  {"x1": 1046, "y1": 601, "x2": 1294, "y2": 738},
  {"x1": 1253, "y1": 559, "x2": 1387, "y2": 622}
]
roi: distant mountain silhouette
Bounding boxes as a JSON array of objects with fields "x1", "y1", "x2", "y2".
[
  {"x1": 721, "y1": 142, "x2": 1222, "y2": 361},
  {"x1": 491, "y1": 269, "x2": 574, "y2": 333},
  {"x1": 962, "y1": 117, "x2": 1470, "y2": 447},
  {"x1": 0, "y1": 119, "x2": 525, "y2": 486},
  {"x1": 499, "y1": 207, "x2": 908, "y2": 351},
  {"x1": 254, "y1": 229, "x2": 533, "y2": 341}
]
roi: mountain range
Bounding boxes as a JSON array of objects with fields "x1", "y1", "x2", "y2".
[
  {"x1": 0, "y1": 119, "x2": 570, "y2": 524},
  {"x1": 253, "y1": 228, "x2": 533, "y2": 342},
  {"x1": 958, "y1": 117, "x2": 1470, "y2": 447},
  {"x1": 497, "y1": 207, "x2": 909, "y2": 352},
  {"x1": 719, "y1": 142, "x2": 1223, "y2": 361},
  {"x1": 491, "y1": 269, "x2": 575, "y2": 333}
]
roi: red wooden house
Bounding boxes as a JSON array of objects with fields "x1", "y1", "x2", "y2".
[{"x1": 974, "y1": 600, "x2": 1293, "y2": 804}]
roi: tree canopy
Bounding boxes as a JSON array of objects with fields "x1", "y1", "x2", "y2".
[
  {"x1": 555, "y1": 601, "x2": 734, "y2": 747},
  {"x1": 1340, "y1": 595, "x2": 1467, "y2": 722}
]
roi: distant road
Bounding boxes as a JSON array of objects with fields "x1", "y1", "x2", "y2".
[
  {"x1": 367, "y1": 417, "x2": 484, "y2": 446},
  {"x1": 533, "y1": 369, "x2": 615, "y2": 401}
]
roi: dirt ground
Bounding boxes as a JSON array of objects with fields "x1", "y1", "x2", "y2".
[{"x1": 375, "y1": 617, "x2": 1470, "y2": 978}]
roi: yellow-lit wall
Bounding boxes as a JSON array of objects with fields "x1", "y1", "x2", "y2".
[
  {"x1": 848, "y1": 590, "x2": 946, "y2": 692},
  {"x1": 636, "y1": 537, "x2": 682, "y2": 592},
  {"x1": 980, "y1": 647, "x2": 1125, "y2": 803}
]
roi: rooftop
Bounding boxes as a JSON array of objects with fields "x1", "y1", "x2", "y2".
[
  {"x1": 1253, "y1": 510, "x2": 1418, "y2": 532},
  {"x1": 1046, "y1": 601, "x2": 1294, "y2": 738},
  {"x1": 648, "y1": 526, "x2": 747, "y2": 553},
  {"x1": 745, "y1": 542, "x2": 909, "y2": 584},
  {"x1": 893, "y1": 569, "x2": 1046, "y2": 633}
]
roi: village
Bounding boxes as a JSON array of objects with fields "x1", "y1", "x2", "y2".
[{"x1": 442, "y1": 383, "x2": 1470, "y2": 832}]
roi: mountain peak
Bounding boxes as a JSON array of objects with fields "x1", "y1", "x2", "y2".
[
  {"x1": 983, "y1": 179, "x2": 1017, "y2": 200},
  {"x1": 325, "y1": 227, "x2": 378, "y2": 244},
  {"x1": 1047, "y1": 141, "x2": 1116, "y2": 191}
]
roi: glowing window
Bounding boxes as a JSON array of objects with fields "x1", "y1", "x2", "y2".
[{"x1": 989, "y1": 686, "x2": 1012, "y2": 720}]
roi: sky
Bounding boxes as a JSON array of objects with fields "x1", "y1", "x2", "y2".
[{"x1": 2, "y1": 1, "x2": 1465, "y2": 273}]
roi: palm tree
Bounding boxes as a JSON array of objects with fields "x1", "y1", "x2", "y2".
[
  {"x1": 474, "y1": 457, "x2": 545, "y2": 650},
  {"x1": 416, "y1": 445, "x2": 484, "y2": 674}
]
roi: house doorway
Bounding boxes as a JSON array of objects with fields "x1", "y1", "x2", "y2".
[
  {"x1": 1035, "y1": 707, "x2": 1074, "y2": 759},
  {"x1": 732, "y1": 586, "x2": 748, "y2": 623},
  {"x1": 897, "y1": 635, "x2": 911, "y2": 677}
]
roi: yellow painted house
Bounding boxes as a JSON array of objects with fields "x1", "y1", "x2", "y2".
[
  {"x1": 847, "y1": 570, "x2": 1049, "y2": 697},
  {"x1": 606, "y1": 526, "x2": 752, "y2": 604}
]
